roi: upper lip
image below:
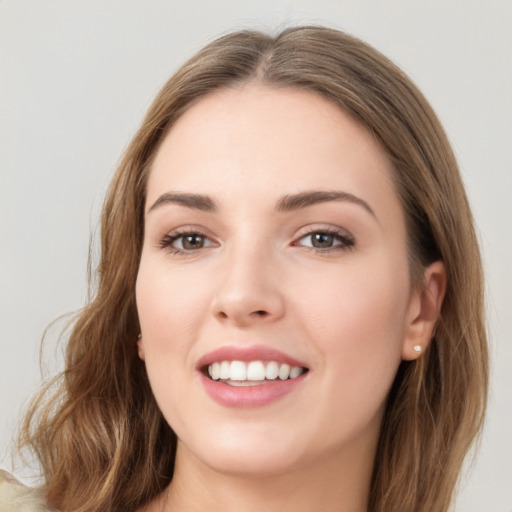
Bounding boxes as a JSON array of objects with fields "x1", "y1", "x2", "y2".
[{"x1": 196, "y1": 345, "x2": 308, "y2": 370}]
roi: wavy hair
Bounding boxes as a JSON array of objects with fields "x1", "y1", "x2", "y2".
[{"x1": 19, "y1": 26, "x2": 488, "y2": 512}]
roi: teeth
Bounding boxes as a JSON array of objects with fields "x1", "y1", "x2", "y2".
[
  {"x1": 278, "y1": 363, "x2": 291, "y2": 380},
  {"x1": 265, "y1": 361, "x2": 279, "y2": 380},
  {"x1": 219, "y1": 361, "x2": 230, "y2": 380},
  {"x1": 208, "y1": 362, "x2": 220, "y2": 380},
  {"x1": 290, "y1": 366, "x2": 302, "y2": 379},
  {"x1": 207, "y1": 360, "x2": 305, "y2": 382},
  {"x1": 247, "y1": 361, "x2": 266, "y2": 381},
  {"x1": 230, "y1": 361, "x2": 247, "y2": 381}
]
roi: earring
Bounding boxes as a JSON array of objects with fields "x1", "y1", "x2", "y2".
[
  {"x1": 413, "y1": 345, "x2": 421, "y2": 353},
  {"x1": 137, "y1": 333, "x2": 142, "y2": 339}
]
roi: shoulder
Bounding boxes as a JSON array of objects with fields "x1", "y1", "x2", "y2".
[{"x1": 0, "y1": 470, "x2": 55, "y2": 512}]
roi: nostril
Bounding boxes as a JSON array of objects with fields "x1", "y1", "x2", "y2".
[{"x1": 254, "y1": 310, "x2": 267, "y2": 316}]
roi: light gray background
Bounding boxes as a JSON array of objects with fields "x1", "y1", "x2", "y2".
[{"x1": 1, "y1": 1, "x2": 511, "y2": 510}]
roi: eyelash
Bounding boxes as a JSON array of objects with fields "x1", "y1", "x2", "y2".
[
  {"x1": 158, "y1": 229, "x2": 213, "y2": 255},
  {"x1": 293, "y1": 227, "x2": 355, "y2": 253},
  {"x1": 158, "y1": 227, "x2": 355, "y2": 256}
]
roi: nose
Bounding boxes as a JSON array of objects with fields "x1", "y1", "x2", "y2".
[{"x1": 211, "y1": 244, "x2": 285, "y2": 327}]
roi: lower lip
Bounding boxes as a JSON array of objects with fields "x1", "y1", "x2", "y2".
[{"x1": 199, "y1": 372, "x2": 307, "y2": 408}]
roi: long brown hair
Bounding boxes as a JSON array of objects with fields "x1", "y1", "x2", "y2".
[{"x1": 20, "y1": 26, "x2": 488, "y2": 512}]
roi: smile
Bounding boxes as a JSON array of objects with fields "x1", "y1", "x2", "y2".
[
  {"x1": 198, "y1": 345, "x2": 309, "y2": 407},
  {"x1": 207, "y1": 360, "x2": 306, "y2": 385}
]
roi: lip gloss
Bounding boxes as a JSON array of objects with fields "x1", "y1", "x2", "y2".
[
  {"x1": 197, "y1": 345, "x2": 308, "y2": 408},
  {"x1": 199, "y1": 371, "x2": 307, "y2": 408}
]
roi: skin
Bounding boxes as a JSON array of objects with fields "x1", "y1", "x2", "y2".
[{"x1": 136, "y1": 84, "x2": 445, "y2": 512}]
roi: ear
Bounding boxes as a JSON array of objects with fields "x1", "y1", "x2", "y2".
[
  {"x1": 137, "y1": 333, "x2": 145, "y2": 361},
  {"x1": 402, "y1": 261, "x2": 446, "y2": 361}
]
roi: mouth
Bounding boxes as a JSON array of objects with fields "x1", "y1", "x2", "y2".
[
  {"x1": 204, "y1": 360, "x2": 308, "y2": 386},
  {"x1": 197, "y1": 345, "x2": 309, "y2": 406}
]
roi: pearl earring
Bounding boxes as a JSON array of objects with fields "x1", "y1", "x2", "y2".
[{"x1": 413, "y1": 345, "x2": 421, "y2": 353}]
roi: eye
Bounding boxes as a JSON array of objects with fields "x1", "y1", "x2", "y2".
[
  {"x1": 295, "y1": 229, "x2": 355, "y2": 252},
  {"x1": 159, "y1": 230, "x2": 217, "y2": 254}
]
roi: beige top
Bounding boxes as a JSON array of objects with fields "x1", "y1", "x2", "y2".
[{"x1": 0, "y1": 470, "x2": 54, "y2": 512}]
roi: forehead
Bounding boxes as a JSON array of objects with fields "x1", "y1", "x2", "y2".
[{"x1": 147, "y1": 84, "x2": 399, "y2": 221}]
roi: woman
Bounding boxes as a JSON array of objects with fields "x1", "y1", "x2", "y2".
[{"x1": 2, "y1": 26, "x2": 487, "y2": 512}]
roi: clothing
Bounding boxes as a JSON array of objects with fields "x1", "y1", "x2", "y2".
[{"x1": 0, "y1": 470, "x2": 54, "y2": 512}]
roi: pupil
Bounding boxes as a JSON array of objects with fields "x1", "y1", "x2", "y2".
[
  {"x1": 313, "y1": 233, "x2": 333, "y2": 248},
  {"x1": 183, "y1": 235, "x2": 203, "y2": 250}
]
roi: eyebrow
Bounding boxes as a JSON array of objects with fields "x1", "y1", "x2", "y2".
[
  {"x1": 148, "y1": 192, "x2": 217, "y2": 213},
  {"x1": 275, "y1": 190, "x2": 376, "y2": 218},
  {"x1": 148, "y1": 189, "x2": 376, "y2": 218}
]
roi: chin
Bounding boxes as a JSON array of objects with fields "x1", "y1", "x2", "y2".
[
  {"x1": 205, "y1": 448, "x2": 302, "y2": 478},
  {"x1": 179, "y1": 427, "x2": 308, "y2": 478}
]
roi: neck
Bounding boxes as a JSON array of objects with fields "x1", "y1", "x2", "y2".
[{"x1": 155, "y1": 437, "x2": 375, "y2": 512}]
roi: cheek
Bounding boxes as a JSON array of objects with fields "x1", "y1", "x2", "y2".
[
  {"x1": 135, "y1": 261, "x2": 209, "y2": 405},
  {"x1": 136, "y1": 261, "x2": 210, "y2": 352},
  {"x1": 294, "y1": 257, "x2": 410, "y2": 397},
  {"x1": 135, "y1": 261, "x2": 210, "y2": 426}
]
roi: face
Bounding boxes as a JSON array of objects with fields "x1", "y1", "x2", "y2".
[{"x1": 136, "y1": 84, "x2": 424, "y2": 477}]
